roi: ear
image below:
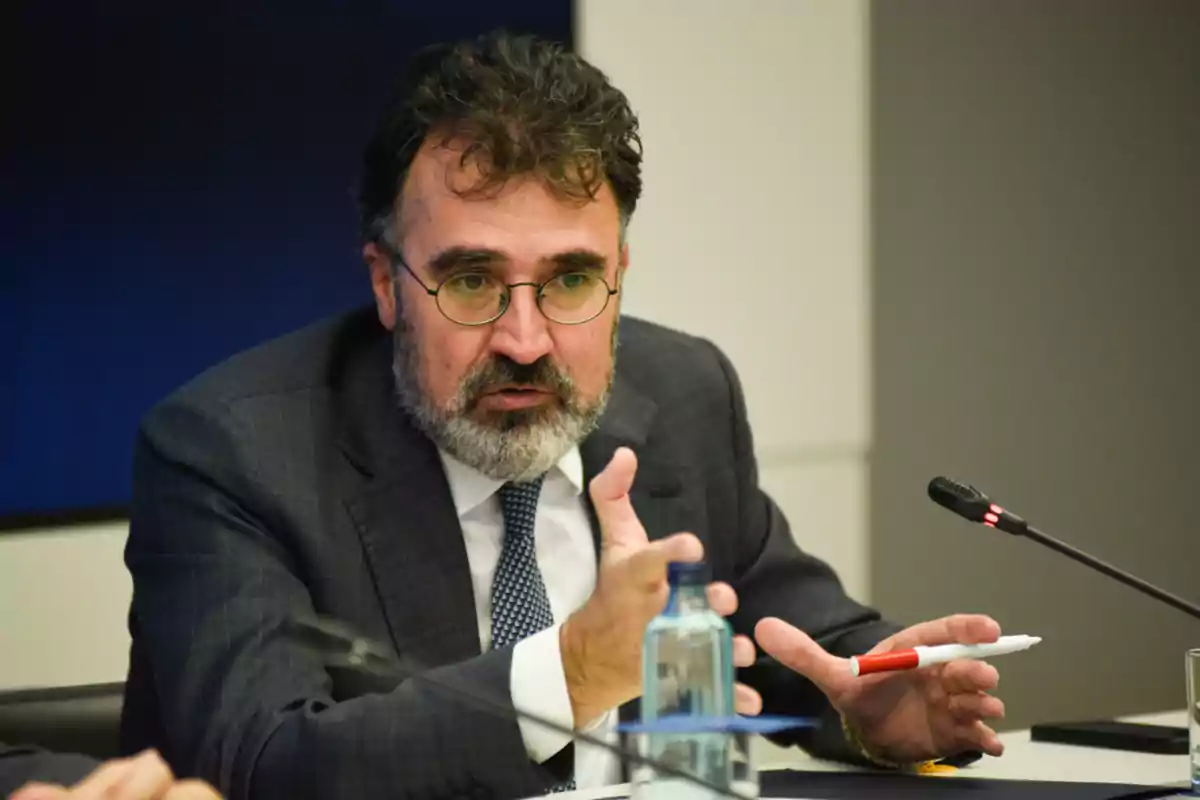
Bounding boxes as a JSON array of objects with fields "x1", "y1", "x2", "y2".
[
  {"x1": 364, "y1": 242, "x2": 397, "y2": 330},
  {"x1": 618, "y1": 240, "x2": 630, "y2": 276}
]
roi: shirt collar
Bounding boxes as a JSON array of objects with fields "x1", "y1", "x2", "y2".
[{"x1": 437, "y1": 446, "x2": 584, "y2": 516}]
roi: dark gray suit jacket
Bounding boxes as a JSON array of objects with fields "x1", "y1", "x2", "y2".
[
  {"x1": 121, "y1": 307, "x2": 901, "y2": 800},
  {"x1": 0, "y1": 745, "x2": 96, "y2": 796}
]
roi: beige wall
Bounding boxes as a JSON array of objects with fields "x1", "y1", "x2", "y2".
[
  {"x1": 0, "y1": 522, "x2": 131, "y2": 688},
  {"x1": 578, "y1": 0, "x2": 872, "y2": 600},
  {"x1": 869, "y1": 0, "x2": 1200, "y2": 730}
]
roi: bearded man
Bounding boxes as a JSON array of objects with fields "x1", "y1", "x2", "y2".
[{"x1": 120, "y1": 29, "x2": 1008, "y2": 800}]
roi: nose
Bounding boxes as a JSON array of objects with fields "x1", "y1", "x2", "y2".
[{"x1": 488, "y1": 283, "x2": 553, "y2": 365}]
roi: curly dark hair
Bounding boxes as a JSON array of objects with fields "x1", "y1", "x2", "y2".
[{"x1": 358, "y1": 29, "x2": 643, "y2": 245}]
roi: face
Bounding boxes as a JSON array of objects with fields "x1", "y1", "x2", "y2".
[{"x1": 364, "y1": 140, "x2": 628, "y2": 482}]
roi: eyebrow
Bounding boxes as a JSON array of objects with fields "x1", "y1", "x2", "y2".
[
  {"x1": 425, "y1": 246, "x2": 609, "y2": 279},
  {"x1": 426, "y1": 247, "x2": 501, "y2": 279},
  {"x1": 549, "y1": 249, "x2": 608, "y2": 273}
]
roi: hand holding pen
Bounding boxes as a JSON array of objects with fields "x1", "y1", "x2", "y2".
[{"x1": 754, "y1": 613, "x2": 1026, "y2": 765}]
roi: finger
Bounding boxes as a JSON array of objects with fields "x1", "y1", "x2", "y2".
[
  {"x1": 706, "y1": 582, "x2": 737, "y2": 616},
  {"x1": 948, "y1": 691, "x2": 1006, "y2": 721},
  {"x1": 753, "y1": 617, "x2": 845, "y2": 693},
  {"x1": 164, "y1": 780, "x2": 224, "y2": 800},
  {"x1": 733, "y1": 634, "x2": 756, "y2": 668},
  {"x1": 734, "y1": 683, "x2": 763, "y2": 716},
  {"x1": 589, "y1": 447, "x2": 645, "y2": 551},
  {"x1": 957, "y1": 719, "x2": 1005, "y2": 757},
  {"x1": 103, "y1": 750, "x2": 175, "y2": 799},
  {"x1": 887, "y1": 614, "x2": 1001, "y2": 649},
  {"x1": 9, "y1": 784, "x2": 68, "y2": 800},
  {"x1": 624, "y1": 533, "x2": 703, "y2": 587},
  {"x1": 940, "y1": 659, "x2": 1000, "y2": 693}
]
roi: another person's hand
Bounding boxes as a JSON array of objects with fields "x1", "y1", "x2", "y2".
[
  {"x1": 755, "y1": 613, "x2": 1006, "y2": 765},
  {"x1": 10, "y1": 750, "x2": 221, "y2": 800},
  {"x1": 560, "y1": 447, "x2": 762, "y2": 726}
]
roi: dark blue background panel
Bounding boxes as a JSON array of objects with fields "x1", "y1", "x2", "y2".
[{"x1": 2, "y1": 0, "x2": 573, "y2": 529}]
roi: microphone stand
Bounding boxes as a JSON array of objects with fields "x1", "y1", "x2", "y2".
[{"x1": 1021, "y1": 525, "x2": 1200, "y2": 622}]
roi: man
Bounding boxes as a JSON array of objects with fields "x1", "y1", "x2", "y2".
[
  {"x1": 2, "y1": 746, "x2": 219, "y2": 799},
  {"x1": 121, "y1": 30, "x2": 1007, "y2": 799}
]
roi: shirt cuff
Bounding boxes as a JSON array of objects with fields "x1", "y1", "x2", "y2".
[{"x1": 511, "y1": 622, "x2": 599, "y2": 763}]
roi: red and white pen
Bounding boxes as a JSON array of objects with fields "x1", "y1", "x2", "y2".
[{"x1": 849, "y1": 634, "x2": 1042, "y2": 676}]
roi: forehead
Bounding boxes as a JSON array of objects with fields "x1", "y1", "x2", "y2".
[{"x1": 397, "y1": 140, "x2": 621, "y2": 260}]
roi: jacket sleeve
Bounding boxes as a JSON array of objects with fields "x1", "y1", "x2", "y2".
[{"x1": 125, "y1": 398, "x2": 569, "y2": 800}]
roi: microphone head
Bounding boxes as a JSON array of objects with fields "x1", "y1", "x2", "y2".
[
  {"x1": 928, "y1": 476, "x2": 990, "y2": 522},
  {"x1": 928, "y1": 475, "x2": 1028, "y2": 534}
]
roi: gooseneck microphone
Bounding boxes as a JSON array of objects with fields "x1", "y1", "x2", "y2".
[{"x1": 928, "y1": 476, "x2": 1200, "y2": 622}]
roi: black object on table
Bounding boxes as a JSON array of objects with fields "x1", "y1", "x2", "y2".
[
  {"x1": 1029, "y1": 721, "x2": 1190, "y2": 756},
  {"x1": 758, "y1": 769, "x2": 1186, "y2": 800}
]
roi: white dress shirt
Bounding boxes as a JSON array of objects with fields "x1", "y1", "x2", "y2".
[{"x1": 437, "y1": 448, "x2": 622, "y2": 790}]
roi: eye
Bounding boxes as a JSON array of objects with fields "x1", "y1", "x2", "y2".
[
  {"x1": 552, "y1": 272, "x2": 594, "y2": 292},
  {"x1": 443, "y1": 272, "x2": 494, "y2": 295}
]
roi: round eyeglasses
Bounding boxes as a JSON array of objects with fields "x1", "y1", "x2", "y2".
[{"x1": 384, "y1": 248, "x2": 619, "y2": 327}]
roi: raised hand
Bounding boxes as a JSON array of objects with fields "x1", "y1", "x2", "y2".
[{"x1": 561, "y1": 447, "x2": 761, "y2": 725}]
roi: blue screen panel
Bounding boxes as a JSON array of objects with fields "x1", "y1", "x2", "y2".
[{"x1": 2, "y1": 0, "x2": 573, "y2": 528}]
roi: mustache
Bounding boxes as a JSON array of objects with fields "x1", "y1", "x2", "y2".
[{"x1": 461, "y1": 356, "x2": 574, "y2": 404}]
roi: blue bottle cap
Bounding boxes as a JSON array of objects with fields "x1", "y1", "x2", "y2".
[{"x1": 667, "y1": 561, "x2": 710, "y2": 586}]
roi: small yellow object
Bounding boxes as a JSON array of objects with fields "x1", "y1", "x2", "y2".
[{"x1": 915, "y1": 761, "x2": 958, "y2": 775}]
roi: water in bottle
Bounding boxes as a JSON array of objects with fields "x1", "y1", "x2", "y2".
[{"x1": 634, "y1": 561, "x2": 737, "y2": 799}]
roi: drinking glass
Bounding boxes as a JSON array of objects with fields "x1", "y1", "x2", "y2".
[{"x1": 1188, "y1": 648, "x2": 1199, "y2": 794}]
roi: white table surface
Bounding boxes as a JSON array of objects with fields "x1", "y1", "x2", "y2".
[{"x1": 543, "y1": 709, "x2": 1192, "y2": 799}]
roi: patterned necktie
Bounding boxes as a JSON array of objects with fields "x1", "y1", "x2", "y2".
[{"x1": 490, "y1": 475, "x2": 576, "y2": 793}]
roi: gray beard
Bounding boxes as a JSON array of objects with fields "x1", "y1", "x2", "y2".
[{"x1": 391, "y1": 317, "x2": 615, "y2": 483}]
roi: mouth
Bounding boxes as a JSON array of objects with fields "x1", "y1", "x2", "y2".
[{"x1": 475, "y1": 385, "x2": 557, "y2": 411}]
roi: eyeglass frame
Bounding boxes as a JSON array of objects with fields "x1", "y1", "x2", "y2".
[{"x1": 376, "y1": 240, "x2": 621, "y2": 327}]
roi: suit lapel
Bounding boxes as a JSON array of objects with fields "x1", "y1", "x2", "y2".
[
  {"x1": 336, "y1": 329, "x2": 480, "y2": 671},
  {"x1": 580, "y1": 375, "x2": 688, "y2": 550}
]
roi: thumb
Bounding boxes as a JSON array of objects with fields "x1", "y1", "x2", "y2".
[
  {"x1": 589, "y1": 447, "x2": 645, "y2": 550},
  {"x1": 754, "y1": 617, "x2": 848, "y2": 694},
  {"x1": 9, "y1": 785, "x2": 67, "y2": 800}
]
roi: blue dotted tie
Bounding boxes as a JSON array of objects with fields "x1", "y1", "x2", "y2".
[
  {"x1": 491, "y1": 476, "x2": 554, "y2": 649},
  {"x1": 490, "y1": 476, "x2": 576, "y2": 793}
]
